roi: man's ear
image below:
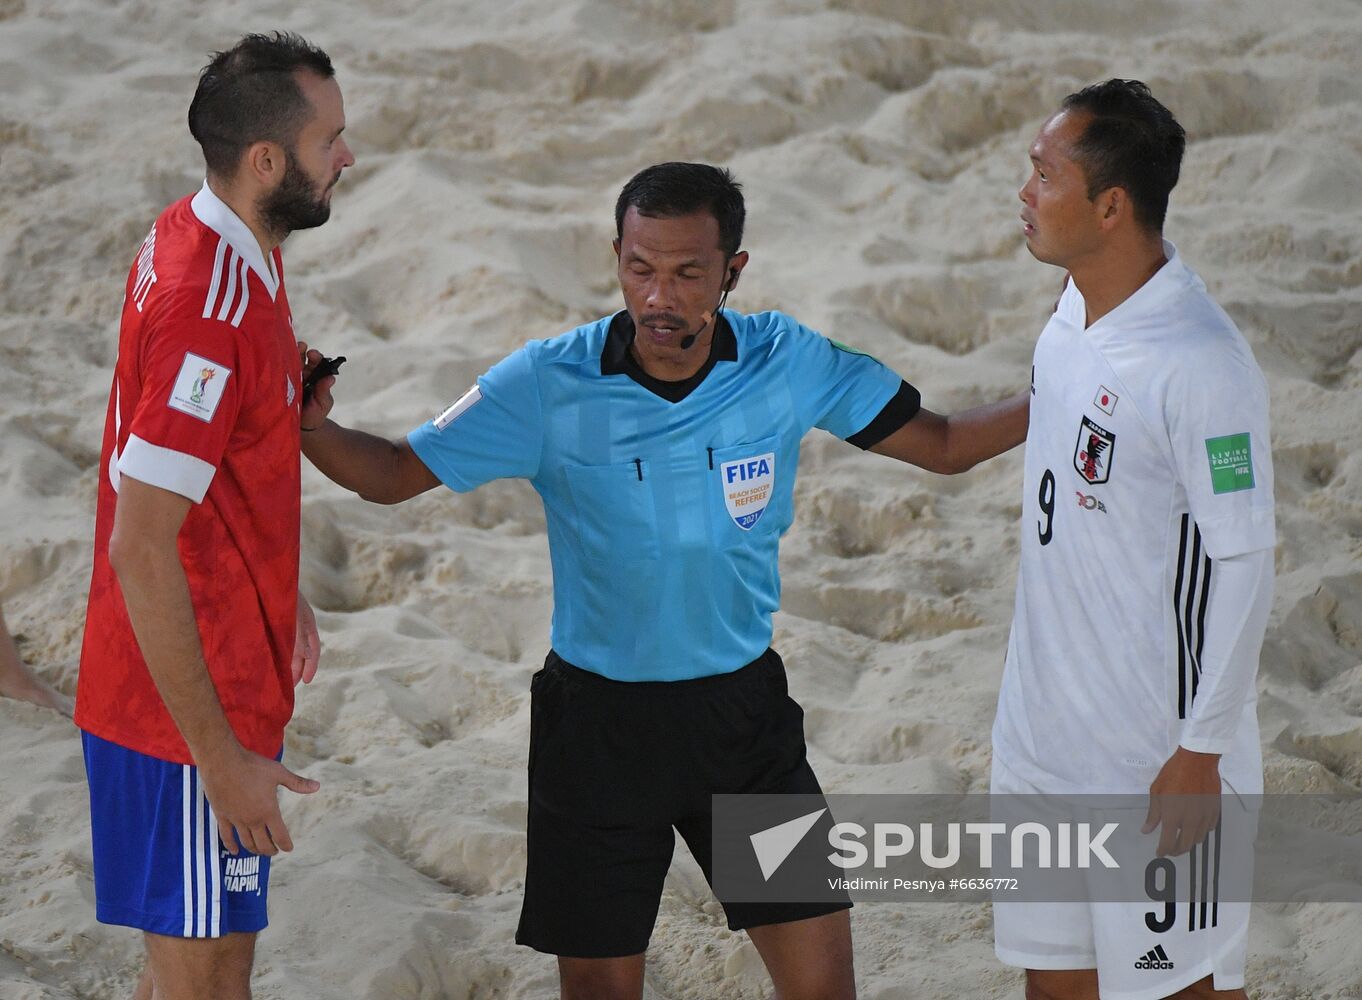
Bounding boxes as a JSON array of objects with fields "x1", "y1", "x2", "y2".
[
  {"x1": 243, "y1": 140, "x2": 285, "y2": 188},
  {"x1": 726, "y1": 249, "x2": 750, "y2": 287},
  {"x1": 1095, "y1": 187, "x2": 1126, "y2": 231}
]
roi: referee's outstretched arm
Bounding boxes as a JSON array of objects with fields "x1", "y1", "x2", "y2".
[
  {"x1": 297, "y1": 345, "x2": 439, "y2": 505},
  {"x1": 868, "y1": 391, "x2": 1030, "y2": 474}
]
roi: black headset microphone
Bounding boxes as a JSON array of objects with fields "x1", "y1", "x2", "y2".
[{"x1": 678, "y1": 266, "x2": 738, "y2": 351}]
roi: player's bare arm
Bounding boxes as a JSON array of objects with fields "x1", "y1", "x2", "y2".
[
  {"x1": 869, "y1": 391, "x2": 1029, "y2": 474},
  {"x1": 108, "y1": 476, "x2": 320, "y2": 856},
  {"x1": 297, "y1": 345, "x2": 439, "y2": 504}
]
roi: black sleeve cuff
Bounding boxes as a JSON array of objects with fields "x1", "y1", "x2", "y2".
[{"x1": 845, "y1": 380, "x2": 922, "y2": 450}]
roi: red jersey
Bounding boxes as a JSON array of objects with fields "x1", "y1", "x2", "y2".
[{"x1": 76, "y1": 183, "x2": 302, "y2": 763}]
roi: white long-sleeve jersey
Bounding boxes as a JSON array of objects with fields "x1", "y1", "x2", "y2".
[{"x1": 993, "y1": 243, "x2": 1275, "y2": 795}]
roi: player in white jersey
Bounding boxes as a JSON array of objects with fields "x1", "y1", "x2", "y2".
[{"x1": 991, "y1": 81, "x2": 1274, "y2": 1000}]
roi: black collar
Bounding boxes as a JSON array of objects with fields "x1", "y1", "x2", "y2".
[{"x1": 600, "y1": 310, "x2": 738, "y2": 403}]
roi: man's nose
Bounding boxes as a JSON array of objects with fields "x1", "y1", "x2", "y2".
[{"x1": 646, "y1": 276, "x2": 676, "y2": 308}]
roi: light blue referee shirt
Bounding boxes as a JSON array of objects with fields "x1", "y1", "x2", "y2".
[{"x1": 408, "y1": 309, "x2": 918, "y2": 681}]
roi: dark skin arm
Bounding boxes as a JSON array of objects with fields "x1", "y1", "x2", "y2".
[
  {"x1": 874, "y1": 268, "x2": 1058, "y2": 472},
  {"x1": 299, "y1": 344, "x2": 1025, "y2": 490},
  {"x1": 868, "y1": 391, "x2": 1030, "y2": 474},
  {"x1": 297, "y1": 345, "x2": 439, "y2": 505}
]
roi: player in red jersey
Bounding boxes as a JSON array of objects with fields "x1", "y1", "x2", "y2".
[{"x1": 75, "y1": 32, "x2": 352, "y2": 1000}]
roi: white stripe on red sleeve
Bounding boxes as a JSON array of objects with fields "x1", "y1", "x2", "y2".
[
  {"x1": 116, "y1": 434, "x2": 216, "y2": 503},
  {"x1": 202, "y1": 239, "x2": 227, "y2": 319}
]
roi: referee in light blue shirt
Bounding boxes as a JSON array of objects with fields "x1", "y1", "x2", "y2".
[{"x1": 300, "y1": 162, "x2": 1029, "y2": 1000}]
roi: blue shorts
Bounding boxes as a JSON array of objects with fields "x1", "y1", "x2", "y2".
[{"x1": 82, "y1": 731, "x2": 272, "y2": 938}]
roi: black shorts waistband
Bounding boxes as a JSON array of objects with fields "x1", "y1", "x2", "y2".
[{"x1": 542, "y1": 648, "x2": 781, "y2": 694}]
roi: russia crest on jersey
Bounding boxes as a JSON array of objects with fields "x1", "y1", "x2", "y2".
[{"x1": 720, "y1": 451, "x2": 775, "y2": 530}]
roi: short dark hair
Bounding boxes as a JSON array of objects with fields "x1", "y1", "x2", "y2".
[
  {"x1": 1060, "y1": 79, "x2": 1186, "y2": 231},
  {"x1": 187, "y1": 32, "x2": 335, "y2": 178},
  {"x1": 615, "y1": 162, "x2": 746, "y2": 256}
]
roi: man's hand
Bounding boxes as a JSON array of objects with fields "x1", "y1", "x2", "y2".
[
  {"x1": 199, "y1": 745, "x2": 320, "y2": 857},
  {"x1": 1142, "y1": 746, "x2": 1222, "y2": 857},
  {"x1": 292, "y1": 590, "x2": 321, "y2": 686},
  {"x1": 298, "y1": 341, "x2": 337, "y2": 430}
]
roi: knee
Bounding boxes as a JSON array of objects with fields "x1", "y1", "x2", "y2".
[
  {"x1": 1025, "y1": 972, "x2": 1082, "y2": 1000},
  {"x1": 773, "y1": 981, "x2": 855, "y2": 1000},
  {"x1": 143, "y1": 931, "x2": 255, "y2": 1000},
  {"x1": 152, "y1": 979, "x2": 250, "y2": 1000},
  {"x1": 1173, "y1": 977, "x2": 1247, "y2": 999},
  {"x1": 560, "y1": 978, "x2": 637, "y2": 1000},
  {"x1": 558, "y1": 960, "x2": 643, "y2": 1000},
  {"x1": 146, "y1": 965, "x2": 250, "y2": 1000}
]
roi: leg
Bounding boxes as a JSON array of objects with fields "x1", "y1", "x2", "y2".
[
  {"x1": 557, "y1": 954, "x2": 646, "y2": 1000},
  {"x1": 991, "y1": 764, "x2": 1099, "y2": 1000},
  {"x1": 1170, "y1": 976, "x2": 1247, "y2": 999},
  {"x1": 83, "y1": 737, "x2": 273, "y2": 1000},
  {"x1": 746, "y1": 910, "x2": 855, "y2": 1000},
  {"x1": 675, "y1": 651, "x2": 856, "y2": 1000},
  {"x1": 515, "y1": 659, "x2": 676, "y2": 962},
  {"x1": 142, "y1": 931, "x2": 256, "y2": 1000},
  {"x1": 1024, "y1": 969, "x2": 1099, "y2": 1000}
]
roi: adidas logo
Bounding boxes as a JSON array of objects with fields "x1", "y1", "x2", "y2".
[{"x1": 1133, "y1": 945, "x2": 1174, "y2": 970}]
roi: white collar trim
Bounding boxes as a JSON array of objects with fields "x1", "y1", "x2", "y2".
[
  {"x1": 190, "y1": 181, "x2": 279, "y2": 299},
  {"x1": 1083, "y1": 239, "x2": 1194, "y2": 333}
]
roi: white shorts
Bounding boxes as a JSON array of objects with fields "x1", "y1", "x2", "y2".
[{"x1": 990, "y1": 757, "x2": 1253, "y2": 1000}]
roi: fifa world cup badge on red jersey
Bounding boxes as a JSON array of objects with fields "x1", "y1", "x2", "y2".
[
  {"x1": 1073, "y1": 415, "x2": 1114, "y2": 485},
  {"x1": 168, "y1": 351, "x2": 232, "y2": 422}
]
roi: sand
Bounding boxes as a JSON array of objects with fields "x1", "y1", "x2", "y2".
[{"x1": 2, "y1": 0, "x2": 1361, "y2": 996}]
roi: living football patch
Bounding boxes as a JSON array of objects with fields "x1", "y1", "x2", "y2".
[{"x1": 1205, "y1": 433, "x2": 1255, "y2": 494}]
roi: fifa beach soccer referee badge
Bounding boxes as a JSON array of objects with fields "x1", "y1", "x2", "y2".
[{"x1": 721, "y1": 451, "x2": 775, "y2": 530}]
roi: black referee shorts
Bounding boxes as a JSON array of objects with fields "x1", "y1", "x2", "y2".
[{"x1": 515, "y1": 648, "x2": 851, "y2": 958}]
